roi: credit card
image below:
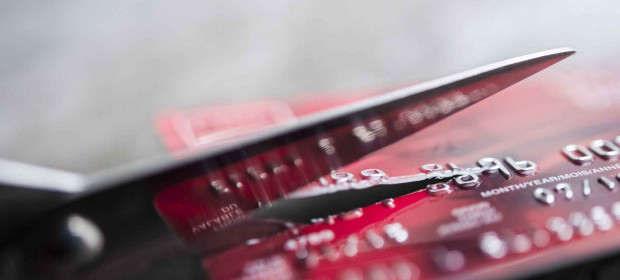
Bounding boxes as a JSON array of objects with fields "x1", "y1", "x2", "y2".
[{"x1": 146, "y1": 51, "x2": 620, "y2": 279}]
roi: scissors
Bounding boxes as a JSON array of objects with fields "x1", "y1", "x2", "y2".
[{"x1": 0, "y1": 48, "x2": 574, "y2": 279}]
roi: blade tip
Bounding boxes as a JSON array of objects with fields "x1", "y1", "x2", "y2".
[{"x1": 547, "y1": 47, "x2": 576, "y2": 58}]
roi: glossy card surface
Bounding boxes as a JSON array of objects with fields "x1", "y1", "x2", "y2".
[{"x1": 151, "y1": 51, "x2": 620, "y2": 279}]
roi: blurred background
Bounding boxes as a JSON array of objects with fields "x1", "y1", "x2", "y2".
[{"x1": 2, "y1": 0, "x2": 620, "y2": 174}]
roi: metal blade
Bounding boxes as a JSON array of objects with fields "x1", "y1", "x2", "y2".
[
  {"x1": 96, "y1": 47, "x2": 575, "y2": 254},
  {"x1": 93, "y1": 48, "x2": 574, "y2": 196}
]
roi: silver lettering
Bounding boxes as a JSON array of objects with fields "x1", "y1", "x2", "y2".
[
  {"x1": 590, "y1": 139, "x2": 620, "y2": 160},
  {"x1": 563, "y1": 144, "x2": 594, "y2": 165},
  {"x1": 554, "y1": 183, "x2": 574, "y2": 200},
  {"x1": 360, "y1": 169, "x2": 387, "y2": 181},
  {"x1": 477, "y1": 157, "x2": 512, "y2": 179},
  {"x1": 331, "y1": 171, "x2": 354, "y2": 184},
  {"x1": 533, "y1": 188, "x2": 555, "y2": 205},
  {"x1": 504, "y1": 156, "x2": 537, "y2": 176},
  {"x1": 426, "y1": 183, "x2": 452, "y2": 196}
]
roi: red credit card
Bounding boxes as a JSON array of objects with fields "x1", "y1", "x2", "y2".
[{"x1": 155, "y1": 66, "x2": 620, "y2": 279}]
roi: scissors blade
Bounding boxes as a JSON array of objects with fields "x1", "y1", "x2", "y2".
[
  {"x1": 98, "y1": 48, "x2": 574, "y2": 193},
  {"x1": 92, "y1": 47, "x2": 574, "y2": 254}
]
